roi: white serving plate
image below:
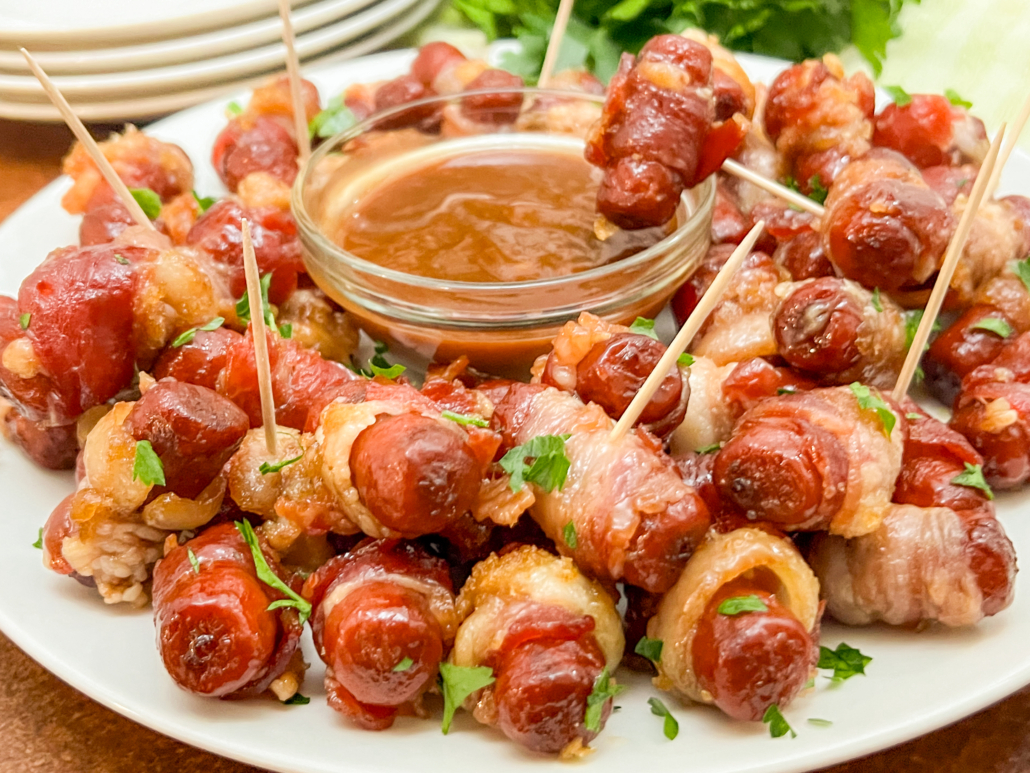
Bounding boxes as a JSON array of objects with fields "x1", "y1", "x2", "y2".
[
  {"x1": 0, "y1": 46, "x2": 1028, "y2": 773},
  {"x1": 0, "y1": 0, "x2": 382, "y2": 75},
  {"x1": 0, "y1": 0, "x2": 319, "y2": 47},
  {"x1": 0, "y1": 0, "x2": 425, "y2": 101},
  {"x1": 0, "y1": 1, "x2": 437, "y2": 123}
]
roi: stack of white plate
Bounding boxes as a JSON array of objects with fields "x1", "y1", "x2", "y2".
[{"x1": 0, "y1": 0, "x2": 439, "y2": 122}]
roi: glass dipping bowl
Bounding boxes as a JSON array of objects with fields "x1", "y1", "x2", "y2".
[{"x1": 294, "y1": 87, "x2": 714, "y2": 377}]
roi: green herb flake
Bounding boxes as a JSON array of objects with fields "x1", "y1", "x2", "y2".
[
  {"x1": 115, "y1": 254, "x2": 130, "y2": 265},
  {"x1": 849, "y1": 383, "x2": 896, "y2": 439},
  {"x1": 871, "y1": 287, "x2": 883, "y2": 313},
  {"x1": 132, "y1": 440, "x2": 165, "y2": 486},
  {"x1": 905, "y1": 309, "x2": 943, "y2": 350},
  {"x1": 309, "y1": 95, "x2": 358, "y2": 140},
  {"x1": 18, "y1": 313, "x2": 30, "y2": 330},
  {"x1": 971, "y1": 317, "x2": 1013, "y2": 338},
  {"x1": 885, "y1": 85, "x2": 912, "y2": 107},
  {"x1": 278, "y1": 323, "x2": 293, "y2": 339},
  {"x1": 32, "y1": 528, "x2": 42, "y2": 550},
  {"x1": 677, "y1": 352, "x2": 694, "y2": 367},
  {"x1": 226, "y1": 100, "x2": 244, "y2": 116},
  {"x1": 634, "y1": 636, "x2": 663, "y2": 663},
  {"x1": 393, "y1": 657, "x2": 414, "y2": 672},
  {"x1": 804, "y1": 677, "x2": 815, "y2": 690},
  {"x1": 499, "y1": 434, "x2": 572, "y2": 493},
  {"x1": 563, "y1": 521, "x2": 578, "y2": 549},
  {"x1": 818, "y1": 642, "x2": 873, "y2": 682},
  {"x1": 945, "y1": 88, "x2": 972, "y2": 109},
  {"x1": 648, "y1": 697, "x2": 679, "y2": 740},
  {"x1": 1015, "y1": 257, "x2": 1030, "y2": 294},
  {"x1": 807, "y1": 175, "x2": 828, "y2": 205},
  {"x1": 129, "y1": 187, "x2": 162, "y2": 220},
  {"x1": 808, "y1": 718, "x2": 833, "y2": 727},
  {"x1": 352, "y1": 340, "x2": 406, "y2": 380},
  {"x1": 763, "y1": 704, "x2": 796, "y2": 738},
  {"x1": 628, "y1": 316, "x2": 659, "y2": 340},
  {"x1": 777, "y1": 387, "x2": 797, "y2": 396},
  {"x1": 192, "y1": 191, "x2": 217, "y2": 214},
  {"x1": 584, "y1": 667, "x2": 626, "y2": 733},
  {"x1": 259, "y1": 454, "x2": 303, "y2": 475},
  {"x1": 236, "y1": 273, "x2": 275, "y2": 328},
  {"x1": 697, "y1": 443, "x2": 721, "y2": 454},
  {"x1": 171, "y1": 317, "x2": 225, "y2": 348},
  {"x1": 442, "y1": 410, "x2": 489, "y2": 428},
  {"x1": 284, "y1": 693, "x2": 310, "y2": 705},
  {"x1": 906, "y1": 412, "x2": 923, "y2": 421},
  {"x1": 235, "y1": 519, "x2": 312, "y2": 625},
  {"x1": 951, "y1": 462, "x2": 995, "y2": 500},
  {"x1": 717, "y1": 595, "x2": 769, "y2": 616},
  {"x1": 439, "y1": 663, "x2": 495, "y2": 734},
  {"x1": 187, "y1": 547, "x2": 201, "y2": 574}
]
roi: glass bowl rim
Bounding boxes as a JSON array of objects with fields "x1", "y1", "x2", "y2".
[{"x1": 292, "y1": 85, "x2": 716, "y2": 293}]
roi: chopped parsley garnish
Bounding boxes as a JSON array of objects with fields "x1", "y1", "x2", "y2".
[
  {"x1": 393, "y1": 657, "x2": 414, "y2": 672},
  {"x1": 563, "y1": 521, "x2": 578, "y2": 549},
  {"x1": 1015, "y1": 256, "x2": 1030, "y2": 294},
  {"x1": 115, "y1": 254, "x2": 130, "y2": 265},
  {"x1": 499, "y1": 434, "x2": 571, "y2": 493},
  {"x1": 906, "y1": 412, "x2": 923, "y2": 421},
  {"x1": 808, "y1": 718, "x2": 833, "y2": 727},
  {"x1": 904, "y1": 309, "x2": 942, "y2": 350},
  {"x1": 18, "y1": 313, "x2": 30, "y2": 330},
  {"x1": 171, "y1": 317, "x2": 225, "y2": 348},
  {"x1": 309, "y1": 95, "x2": 358, "y2": 140},
  {"x1": 945, "y1": 88, "x2": 972, "y2": 109},
  {"x1": 648, "y1": 697, "x2": 679, "y2": 740},
  {"x1": 584, "y1": 667, "x2": 626, "y2": 733},
  {"x1": 226, "y1": 100, "x2": 244, "y2": 116},
  {"x1": 717, "y1": 595, "x2": 769, "y2": 616},
  {"x1": 885, "y1": 85, "x2": 912, "y2": 106},
  {"x1": 32, "y1": 528, "x2": 42, "y2": 550},
  {"x1": 628, "y1": 316, "x2": 659, "y2": 340},
  {"x1": 818, "y1": 642, "x2": 872, "y2": 682},
  {"x1": 236, "y1": 272, "x2": 275, "y2": 328},
  {"x1": 235, "y1": 519, "x2": 312, "y2": 625},
  {"x1": 971, "y1": 317, "x2": 1013, "y2": 338},
  {"x1": 951, "y1": 462, "x2": 994, "y2": 500},
  {"x1": 259, "y1": 454, "x2": 303, "y2": 475},
  {"x1": 778, "y1": 386, "x2": 797, "y2": 395},
  {"x1": 442, "y1": 410, "x2": 489, "y2": 428},
  {"x1": 634, "y1": 636, "x2": 663, "y2": 663},
  {"x1": 849, "y1": 383, "x2": 896, "y2": 439},
  {"x1": 871, "y1": 287, "x2": 883, "y2": 313},
  {"x1": 192, "y1": 191, "x2": 217, "y2": 214},
  {"x1": 132, "y1": 440, "x2": 165, "y2": 486},
  {"x1": 763, "y1": 705, "x2": 796, "y2": 738},
  {"x1": 129, "y1": 187, "x2": 162, "y2": 220},
  {"x1": 808, "y1": 175, "x2": 829, "y2": 205},
  {"x1": 350, "y1": 340, "x2": 406, "y2": 379},
  {"x1": 697, "y1": 442, "x2": 721, "y2": 454},
  {"x1": 439, "y1": 663, "x2": 495, "y2": 734},
  {"x1": 278, "y1": 323, "x2": 293, "y2": 339},
  {"x1": 284, "y1": 693, "x2": 310, "y2": 705},
  {"x1": 187, "y1": 548, "x2": 201, "y2": 574},
  {"x1": 678, "y1": 352, "x2": 695, "y2": 367}
]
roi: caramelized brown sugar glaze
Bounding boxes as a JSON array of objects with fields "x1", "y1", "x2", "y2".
[{"x1": 334, "y1": 147, "x2": 665, "y2": 283}]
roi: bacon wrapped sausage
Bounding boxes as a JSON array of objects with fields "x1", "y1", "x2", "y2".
[
  {"x1": 821, "y1": 149, "x2": 955, "y2": 296},
  {"x1": 491, "y1": 383, "x2": 710, "y2": 593},
  {"x1": 450, "y1": 545, "x2": 624, "y2": 756},
  {"x1": 532, "y1": 312, "x2": 689, "y2": 440},
  {"x1": 648, "y1": 528, "x2": 820, "y2": 720},
  {"x1": 872, "y1": 93, "x2": 989, "y2": 169},
  {"x1": 153, "y1": 522, "x2": 306, "y2": 699},
  {"x1": 302, "y1": 539, "x2": 456, "y2": 729},
  {"x1": 763, "y1": 56, "x2": 874, "y2": 190},
  {"x1": 713, "y1": 385, "x2": 905, "y2": 536},
  {"x1": 585, "y1": 34, "x2": 745, "y2": 229}
]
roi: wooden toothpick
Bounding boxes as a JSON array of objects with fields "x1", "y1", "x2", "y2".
[
  {"x1": 610, "y1": 220, "x2": 765, "y2": 441},
  {"x1": 241, "y1": 218, "x2": 279, "y2": 456},
  {"x1": 984, "y1": 91, "x2": 1030, "y2": 200},
  {"x1": 721, "y1": 159, "x2": 825, "y2": 217},
  {"x1": 538, "y1": 0, "x2": 575, "y2": 89},
  {"x1": 21, "y1": 48, "x2": 154, "y2": 230},
  {"x1": 891, "y1": 125, "x2": 1007, "y2": 402},
  {"x1": 277, "y1": 0, "x2": 312, "y2": 164}
]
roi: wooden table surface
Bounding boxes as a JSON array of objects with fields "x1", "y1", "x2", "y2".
[{"x1": 1, "y1": 117, "x2": 1029, "y2": 773}]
